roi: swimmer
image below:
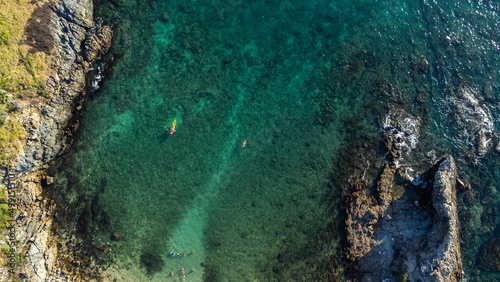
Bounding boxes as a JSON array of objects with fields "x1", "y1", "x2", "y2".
[
  {"x1": 171, "y1": 272, "x2": 174, "y2": 276},
  {"x1": 170, "y1": 252, "x2": 175, "y2": 256}
]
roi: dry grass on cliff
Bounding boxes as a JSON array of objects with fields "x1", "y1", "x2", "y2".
[
  {"x1": 0, "y1": 0, "x2": 55, "y2": 167},
  {"x1": 0, "y1": 0, "x2": 52, "y2": 92}
]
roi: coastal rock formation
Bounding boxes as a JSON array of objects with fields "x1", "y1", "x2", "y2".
[
  {"x1": 446, "y1": 83, "x2": 498, "y2": 160},
  {"x1": 1, "y1": 0, "x2": 112, "y2": 280},
  {"x1": 410, "y1": 156, "x2": 462, "y2": 281},
  {"x1": 344, "y1": 163, "x2": 395, "y2": 262},
  {"x1": 344, "y1": 127, "x2": 462, "y2": 281},
  {"x1": 84, "y1": 25, "x2": 113, "y2": 62},
  {"x1": 15, "y1": 0, "x2": 112, "y2": 173},
  {"x1": 14, "y1": 171, "x2": 57, "y2": 280}
]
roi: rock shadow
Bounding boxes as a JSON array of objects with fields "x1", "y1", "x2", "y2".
[{"x1": 24, "y1": 2, "x2": 56, "y2": 54}]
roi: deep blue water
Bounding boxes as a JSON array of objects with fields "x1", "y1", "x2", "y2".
[{"x1": 52, "y1": 0, "x2": 500, "y2": 280}]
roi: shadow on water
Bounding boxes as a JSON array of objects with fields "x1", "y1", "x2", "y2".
[{"x1": 140, "y1": 250, "x2": 165, "y2": 276}]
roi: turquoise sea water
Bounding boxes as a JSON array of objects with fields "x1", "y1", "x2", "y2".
[{"x1": 50, "y1": 0, "x2": 500, "y2": 280}]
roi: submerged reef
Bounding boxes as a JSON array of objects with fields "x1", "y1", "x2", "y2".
[
  {"x1": 479, "y1": 234, "x2": 500, "y2": 272},
  {"x1": 140, "y1": 251, "x2": 165, "y2": 275}
]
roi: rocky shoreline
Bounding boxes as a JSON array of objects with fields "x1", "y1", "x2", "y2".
[
  {"x1": 342, "y1": 110, "x2": 463, "y2": 281},
  {"x1": 1, "y1": 0, "x2": 112, "y2": 280}
]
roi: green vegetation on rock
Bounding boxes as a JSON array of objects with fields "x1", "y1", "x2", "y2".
[
  {"x1": 0, "y1": 98, "x2": 25, "y2": 167},
  {"x1": 0, "y1": 0, "x2": 51, "y2": 91},
  {"x1": 0, "y1": 186, "x2": 9, "y2": 232},
  {"x1": 0, "y1": 0, "x2": 50, "y2": 168}
]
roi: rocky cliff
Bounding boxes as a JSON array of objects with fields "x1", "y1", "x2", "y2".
[
  {"x1": 15, "y1": 0, "x2": 112, "y2": 172},
  {"x1": 411, "y1": 156, "x2": 462, "y2": 281},
  {"x1": 1, "y1": 0, "x2": 112, "y2": 280},
  {"x1": 343, "y1": 111, "x2": 463, "y2": 281}
]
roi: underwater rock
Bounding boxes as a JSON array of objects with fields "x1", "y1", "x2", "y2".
[
  {"x1": 110, "y1": 0, "x2": 126, "y2": 7},
  {"x1": 463, "y1": 189, "x2": 476, "y2": 204},
  {"x1": 480, "y1": 208, "x2": 498, "y2": 231},
  {"x1": 463, "y1": 205, "x2": 490, "y2": 236},
  {"x1": 410, "y1": 56, "x2": 429, "y2": 78},
  {"x1": 162, "y1": 11, "x2": 170, "y2": 21},
  {"x1": 76, "y1": 207, "x2": 91, "y2": 234},
  {"x1": 222, "y1": 55, "x2": 234, "y2": 64},
  {"x1": 111, "y1": 232, "x2": 121, "y2": 241},
  {"x1": 479, "y1": 234, "x2": 500, "y2": 271},
  {"x1": 416, "y1": 91, "x2": 428, "y2": 103},
  {"x1": 140, "y1": 251, "x2": 165, "y2": 275},
  {"x1": 178, "y1": 3, "x2": 196, "y2": 14}
]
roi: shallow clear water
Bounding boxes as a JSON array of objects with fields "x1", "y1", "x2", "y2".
[{"x1": 52, "y1": 0, "x2": 500, "y2": 280}]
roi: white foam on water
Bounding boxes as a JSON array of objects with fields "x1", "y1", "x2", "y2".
[
  {"x1": 461, "y1": 86, "x2": 479, "y2": 106},
  {"x1": 91, "y1": 65, "x2": 103, "y2": 90},
  {"x1": 384, "y1": 112, "x2": 421, "y2": 155},
  {"x1": 382, "y1": 114, "x2": 392, "y2": 129},
  {"x1": 447, "y1": 85, "x2": 497, "y2": 159}
]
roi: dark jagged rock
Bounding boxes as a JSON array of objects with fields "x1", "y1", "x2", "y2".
[
  {"x1": 344, "y1": 124, "x2": 463, "y2": 282},
  {"x1": 410, "y1": 156, "x2": 462, "y2": 281},
  {"x1": 84, "y1": 25, "x2": 113, "y2": 62}
]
